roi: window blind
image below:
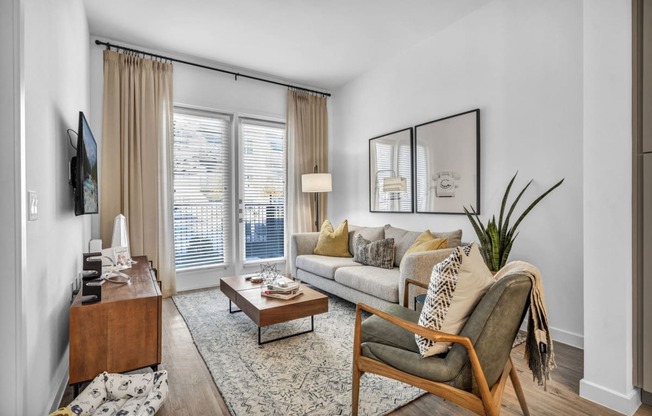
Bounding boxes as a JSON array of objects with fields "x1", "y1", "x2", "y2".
[
  {"x1": 397, "y1": 144, "x2": 412, "y2": 212},
  {"x1": 374, "y1": 142, "x2": 393, "y2": 211},
  {"x1": 173, "y1": 111, "x2": 232, "y2": 269},
  {"x1": 240, "y1": 119, "x2": 286, "y2": 262}
]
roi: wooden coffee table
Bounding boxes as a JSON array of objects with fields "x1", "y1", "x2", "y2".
[{"x1": 219, "y1": 275, "x2": 329, "y2": 344}]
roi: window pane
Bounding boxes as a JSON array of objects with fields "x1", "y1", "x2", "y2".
[
  {"x1": 173, "y1": 111, "x2": 231, "y2": 269},
  {"x1": 241, "y1": 119, "x2": 286, "y2": 261}
]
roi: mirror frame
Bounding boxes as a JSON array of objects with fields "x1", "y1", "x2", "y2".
[
  {"x1": 414, "y1": 109, "x2": 480, "y2": 214},
  {"x1": 368, "y1": 128, "x2": 414, "y2": 213}
]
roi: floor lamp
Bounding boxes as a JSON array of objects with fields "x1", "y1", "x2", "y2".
[{"x1": 301, "y1": 168, "x2": 332, "y2": 231}]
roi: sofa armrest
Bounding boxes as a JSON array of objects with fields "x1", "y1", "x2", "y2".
[
  {"x1": 399, "y1": 248, "x2": 454, "y2": 308},
  {"x1": 289, "y1": 232, "x2": 320, "y2": 277}
]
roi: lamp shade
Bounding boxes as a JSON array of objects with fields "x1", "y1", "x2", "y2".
[
  {"x1": 302, "y1": 173, "x2": 332, "y2": 193},
  {"x1": 383, "y1": 176, "x2": 407, "y2": 192}
]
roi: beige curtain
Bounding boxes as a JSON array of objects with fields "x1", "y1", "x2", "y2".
[
  {"x1": 286, "y1": 89, "x2": 329, "y2": 236},
  {"x1": 100, "y1": 50, "x2": 176, "y2": 297}
]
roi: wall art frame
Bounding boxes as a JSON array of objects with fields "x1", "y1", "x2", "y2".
[
  {"x1": 369, "y1": 127, "x2": 414, "y2": 213},
  {"x1": 414, "y1": 109, "x2": 480, "y2": 214}
]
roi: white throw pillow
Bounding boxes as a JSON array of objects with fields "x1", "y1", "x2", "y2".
[{"x1": 415, "y1": 243, "x2": 495, "y2": 357}]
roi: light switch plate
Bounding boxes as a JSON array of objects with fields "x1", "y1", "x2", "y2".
[{"x1": 28, "y1": 191, "x2": 38, "y2": 221}]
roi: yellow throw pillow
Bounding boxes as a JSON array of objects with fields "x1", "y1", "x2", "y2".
[
  {"x1": 400, "y1": 230, "x2": 448, "y2": 268},
  {"x1": 406, "y1": 230, "x2": 448, "y2": 255},
  {"x1": 313, "y1": 219, "x2": 352, "y2": 257}
]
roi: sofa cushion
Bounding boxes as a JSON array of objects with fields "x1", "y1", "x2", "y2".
[
  {"x1": 314, "y1": 219, "x2": 351, "y2": 257},
  {"x1": 296, "y1": 255, "x2": 361, "y2": 280},
  {"x1": 348, "y1": 225, "x2": 385, "y2": 256},
  {"x1": 385, "y1": 225, "x2": 463, "y2": 267},
  {"x1": 384, "y1": 225, "x2": 422, "y2": 267},
  {"x1": 416, "y1": 243, "x2": 495, "y2": 357},
  {"x1": 334, "y1": 266, "x2": 400, "y2": 302},
  {"x1": 353, "y1": 235, "x2": 395, "y2": 269}
]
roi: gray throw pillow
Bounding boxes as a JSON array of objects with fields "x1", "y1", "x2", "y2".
[
  {"x1": 348, "y1": 225, "x2": 385, "y2": 256},
  {"x1": 353, "y1": 234, "x2": 395, "y2": 269}
]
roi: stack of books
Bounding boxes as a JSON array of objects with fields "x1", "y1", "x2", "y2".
[{"x1": 261, "y1": 276, "x2": 303, "y2": 300}]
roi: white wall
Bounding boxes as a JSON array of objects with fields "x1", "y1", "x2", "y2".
[
  {"x1": 0, "y1": 1, "x2": 24, "y2": 414},
  {"x1": 580, "y1": 0, "x2": 640, "y2": 414},
  {"x1": 331, "y1": 0, "x2": 584, "y2": 347},
  {"x1": 23, "y1": 0, "x2": 91, "y2": 413},
  {"x1": 89, "y1": 39, "x2": 289, "y2": 291}
]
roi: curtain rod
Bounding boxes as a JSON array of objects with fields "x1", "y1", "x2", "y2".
[{"x1": 94, "y1": 40, "x2": 331, "y2": 97}]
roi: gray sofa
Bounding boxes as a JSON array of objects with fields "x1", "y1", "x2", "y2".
[{"x1": 289, "y1": 224, "x2": 462, "y2": 310}]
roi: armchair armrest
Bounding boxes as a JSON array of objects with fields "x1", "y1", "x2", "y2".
[
  {"x1": 289, "y1": 232, "x2": 320, "y2": 277},
  {"x1": 399, "y1": 248, "x2": 453, "y2": 308},
  {"x1": 402, "y1": 278, "x2": 429, "y2": 307}
]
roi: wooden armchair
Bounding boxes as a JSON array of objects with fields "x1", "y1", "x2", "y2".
[{"x1": 352, "y1": 275, "x2": 532, "y2": 416}]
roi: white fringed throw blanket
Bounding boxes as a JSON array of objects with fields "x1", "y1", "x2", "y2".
[{"x1": 493, "y1": 261, "x2": 556, "y2": 389}]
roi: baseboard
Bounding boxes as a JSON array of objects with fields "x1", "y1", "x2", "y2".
[
  {"x1": 49, "y1": 354, "x2": 69, "y2": 413},
  {"x1": 580, "y1": 379, "x2": 641, "y2": 415},
  {"x1": 550, "y1": 326, "x2": 583, "y2": 349}
]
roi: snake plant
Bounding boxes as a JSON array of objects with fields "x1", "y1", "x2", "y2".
[{"x1": 464, "y1": 173, "x2": 564, "y2": 272}]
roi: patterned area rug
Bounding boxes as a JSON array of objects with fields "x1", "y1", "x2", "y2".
[{"x1": 172, "y1": 289, "x2": 424, "y2": 416}]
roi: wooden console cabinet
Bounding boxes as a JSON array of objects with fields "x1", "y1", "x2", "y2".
[{"x1": 69, "y1": 256, "x2": 161, "y2": 391}]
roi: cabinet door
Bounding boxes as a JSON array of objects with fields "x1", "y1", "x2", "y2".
[
  {"x1": 107, "y1": 296, "x2": 160, "y2": 372},
  {"x1": 644, "y1": 1, "x2": 652, "y2": 153},
  {"x1": 69, "y1": 304, "x2": 109, "y2": 384},
  {"x1": 644, "y1": 153, "x2": 652, "y2": 391}
]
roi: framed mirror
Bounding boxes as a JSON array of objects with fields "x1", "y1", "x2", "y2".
[
  {"x1": 414, "y1": 109, "x2": 480, "y2": 214},
  {"x1": 369, "y1": 128, "x2": 413, "y2": 213}
]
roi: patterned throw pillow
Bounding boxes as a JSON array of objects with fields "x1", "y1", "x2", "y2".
[
  {"x1": 415, "y1": 243, "x2": 495, "y2": 357},
  {"x1": 313, "y1": 219, "x2": 351, "y2": 257},
  {"x1": 352, "y1": 234, "x2": 395, "y2": 269}
]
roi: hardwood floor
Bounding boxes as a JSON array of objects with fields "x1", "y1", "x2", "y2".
[{"x1": 61, "y1": 296, "x2": 652, "y2": 415}]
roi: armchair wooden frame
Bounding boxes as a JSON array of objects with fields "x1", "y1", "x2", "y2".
[{"x1": 352, "y1": 278, "x2": 529, "y2": 416}]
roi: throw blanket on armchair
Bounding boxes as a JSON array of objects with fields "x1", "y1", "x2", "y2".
[{"x1": 493, "y1": 261, "x2": 556, "y2": 390}]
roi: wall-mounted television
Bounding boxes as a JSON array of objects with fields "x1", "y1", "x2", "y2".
[{"x1": 70, "y1": 111, "x2": 98, "y2": 216}]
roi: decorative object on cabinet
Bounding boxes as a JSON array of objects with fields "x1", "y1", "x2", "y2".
[
  {"x1": 414, "y1": 109, "x2": 479, "y2": 214},
  {"x1": 369, "y1": 128, "x2": 413, "y2": 213}
]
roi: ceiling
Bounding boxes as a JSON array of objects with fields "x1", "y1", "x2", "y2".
[{"x1": 83, "y1": 0, "x2": 492, "y2": 90}]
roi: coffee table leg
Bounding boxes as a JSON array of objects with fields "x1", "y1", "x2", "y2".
[
  {"x1": 258, "y1": 315, "x2": 315, "y2": 345},
  {"x1": 229, "y1": 300, "x2": 242, "y2": 314}
]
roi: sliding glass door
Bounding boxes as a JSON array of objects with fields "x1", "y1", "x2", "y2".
[
  {"x1": 239, "y1": 118, "x2": 286, "y2": 264},
  {"x1": 172, "y1": 107, "x2": 286, "y2": 275}
]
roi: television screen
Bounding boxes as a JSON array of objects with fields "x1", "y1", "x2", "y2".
[{"x1": 75, "y1": 112, "x2": 98, "y2": 215}]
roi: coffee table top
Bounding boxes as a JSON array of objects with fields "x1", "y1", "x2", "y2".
[{"x1": 220, "y1": 274, "x2": 328, "y2": 327}]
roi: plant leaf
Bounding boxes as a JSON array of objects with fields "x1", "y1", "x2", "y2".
[
  {"x1": 498, "y1": 172, "x2": 518, "y2": 236},
  {"x1": 509, "y1": 178, "x2": 565, "y2": 236},
  {"x1": 501, "y1": 233, "x2": 518, "y2": 269},
  {"x1": 487, "y1": 217, "x2": 500, "y2": 271},
  {"x1": 464, "y1": 206, "x2": 492, "y2": 266},
  {"x1": 501, "y1": 179, "x2": 532, "y2": 245}
]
